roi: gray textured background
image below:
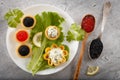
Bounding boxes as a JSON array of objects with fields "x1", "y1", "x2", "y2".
[{"x1": 0, "y1": 0, "x2": 120, "y2": 80}]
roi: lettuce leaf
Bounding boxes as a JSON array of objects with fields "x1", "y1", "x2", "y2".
[
  {"x1": 63, "y1": 44, "x2": 69, "y2": 60},
  {"x1": 27, "y1": 12, "x2": 66, "y2": 75},
  {"x1": 27, "y1": 37, "x2": 48, "y2": 75},
  {"x1": 66, "y1": 23, "x2": 86, "y2": 42},
  {"x1": 4, "y1": 9, "x2": 24, "y2": 28},
  {"x1": 30, "y1": 12, "x2": 64, "y2": 43}
]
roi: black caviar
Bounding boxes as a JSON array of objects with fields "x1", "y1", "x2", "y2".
[
  {"x1": 89, "y1": 38, "x2": 103, "y2": 59},
  {"x1": 18, "y1": 45, "x2": 30, "y2": 56},
  {"x1": 23, "y1": 17, "x2": 34, "y2": 27}
]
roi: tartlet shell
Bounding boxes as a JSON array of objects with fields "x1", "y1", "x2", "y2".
[
  {"x1": 15, "y1": 29, "x2": 29, "y2": 43},
  {"x1": 16, "y1": 44, "x2": 32, "y2": 58},
  {"x1": 45, "y1": 26, "x2": 60, "y2": 40},
  {"x1": 21, "y1": 15, "x2": 36, "y2": 29}
]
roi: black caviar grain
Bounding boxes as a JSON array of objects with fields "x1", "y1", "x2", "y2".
[
  {"x1": 23, "y1": 17, "x2": 34, "y2": 27},
  {"x1": 89, "y1": 38, "x2": 103, "y2": 59},
  {"x1": 18, "y1": 45, "x2": 30, "y2": 56}
]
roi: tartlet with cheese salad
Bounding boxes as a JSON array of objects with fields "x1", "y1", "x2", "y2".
[
  {"x1": 45, "y1": 26, "x2": 60, "y2": 40},
  {"x1": 43, "y1": 44, "x2": 68, "y2": 66}
]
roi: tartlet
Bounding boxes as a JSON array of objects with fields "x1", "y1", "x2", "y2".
[
  {"x1": 21, "y1": 15, "x2": 36, "y2": 29},
  {"x1": 16, "y1": 44, "x2": 32, "y2": 58},
  {"x1": 15, "y1": 29, "x2": 29, "y2": 43},
  {"x1": 45, "y1": 26, "x2": 60, "y2": 40},
  {"x1": 43, "y1": 44, "x2": 68, "y2": 66}
]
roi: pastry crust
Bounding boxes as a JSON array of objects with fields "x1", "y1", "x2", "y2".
[
  {"x1": 15, "y1": 29, "x2": 29, "y2": 43},
  {"x1": 21, "y1": 15, "x2": 36, "y2": 29},
  {"x1": 16, "y1": 44, "x2": 32, "y2": 58},
  {"x1": 45, "y1": 26, "x2": 60, "y2": 40},
  {"x1": 43, "y1": 44, "x2": 68, "y2": 66}
]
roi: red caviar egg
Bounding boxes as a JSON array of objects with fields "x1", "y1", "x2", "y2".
[
  {"x1": 16, "y1": 30, "x2": 29, "y2": 42},
  {"x1": 81, "y1": 14, "x2": 95, "y2": 33}
]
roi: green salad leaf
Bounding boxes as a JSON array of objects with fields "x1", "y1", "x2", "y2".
[
  {"x1": 4, "y1": 9, "x2": 24, "y2": 28},
  {"x1": 66, "y1": 23, "x2": 86, "y2": 42},
  {"x1": 63, "y1": 44, "x2": 69, "y2": 60},
  {"x1": 27, "y1": 37, "x2": 49, "y2": 75},
  {"x1": 27, "y1": 12, "x2": 67, "y2": 75},
  {"x1": 30, "y1": 12, "x2": 64, "y2": 43},
  {"x1": 46, "y1": 31, "x2": 64, "y2": 47}
]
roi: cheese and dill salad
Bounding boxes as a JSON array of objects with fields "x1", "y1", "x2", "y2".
[{"x1": 4, "y1": 9, "x2": 86, "y2": 75}]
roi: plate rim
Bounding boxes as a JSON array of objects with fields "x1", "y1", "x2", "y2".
[{"x1": 6, "y1": 4, "x2": 79, "y2": 75}]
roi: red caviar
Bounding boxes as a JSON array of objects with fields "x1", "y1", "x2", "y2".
[
  {"x1": 81, "y1": 15, "x2": 95, "y2": 33},
  {"x1": 16, "y1": 30, "x2": 29, "y2": 42}
]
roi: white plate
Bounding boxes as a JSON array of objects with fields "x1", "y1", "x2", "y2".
[{"x1": 6, "y1": 4, "x2": 79, "y2": 75}]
